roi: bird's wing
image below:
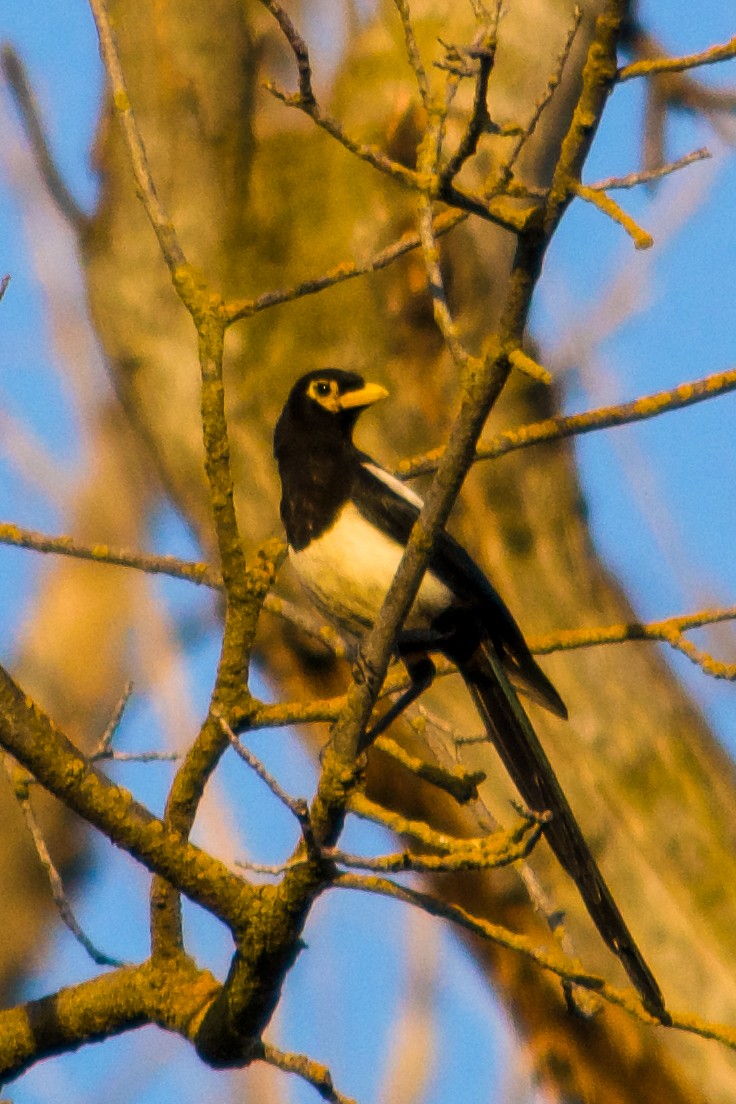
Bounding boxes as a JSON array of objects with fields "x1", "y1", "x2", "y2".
[
  {"x1": 354, "y1": 459, "x2": 665, "y2": 1015},
  {"x1": 352, "y1": 459, "x2": 566, "y2": 718}
]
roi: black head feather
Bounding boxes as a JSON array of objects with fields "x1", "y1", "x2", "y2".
[
  {"x1": 275, "y1": 369, "x2": 368, "y2": 451},
  {"x1": 274, "y1": 370, "x2": 385, "y2": 550}
]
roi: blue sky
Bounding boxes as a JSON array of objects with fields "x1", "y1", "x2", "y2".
[{"x1": 1, "y1": 3, "x2": 735, "y2": 1102}]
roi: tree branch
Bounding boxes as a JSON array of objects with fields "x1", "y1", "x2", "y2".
[
  {"x1": 1, "y1": 46, "x2": 89, "y2": 232},
  {"x1": 0, "y1": 664, "x2": 254, "y2": 928},
  {"x1": 619, "y1": 33, "x2": 736, "y2": 82},
  {"x1": 87, "y1": 0, "x2": 187, "y2": 271},
  {"x1": 333, "y1": 874, "x2": 736, "y2": 1050},
  {"x1": 400, "y1": 366, "x2": 736, "y2": 476}
]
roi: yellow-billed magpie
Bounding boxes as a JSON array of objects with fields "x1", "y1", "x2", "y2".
[{"x1": 274, "y1": 368, "x2": 666, "y2": 1019}]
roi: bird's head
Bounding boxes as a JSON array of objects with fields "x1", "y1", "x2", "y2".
[{"x1": 274, "y1": 369, "x2": 388, "y2": 457}]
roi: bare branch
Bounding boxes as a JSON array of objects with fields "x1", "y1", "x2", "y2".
[
  {"x1": 258, "y1": 0, "x2": 315, "y2": 105},
  {"x1": 0, "y1": 957, "x2": 217, "y2": 1086},
  {"x1": 573, "y1": 182, "x2": 654, "y2": 249},
  {"x1": 87, "y1": 0, "x2": 187, "y2": 271},
  {"x1": 259, "y1": 22, "x2": 419, "y2": 196},
  {"x1": 256, "y1": 0, "x2": 538, "y2": 234},
  {"x1": 0, "y1": 521, "x2": 219, "y2": 586},
  {"x1": 497, "y1": 5, "x2": 583, "y2": 188},
  {"x1": 91, "y1": 682, "x2": 135, "y2": 760},
  {"x1": 347, "y1": 793, "x2": 499, "y2": 855},
  {"x1": 375, "y1": 734, "x2": 485, "y2": 803},
  {"x1": 440, "y1": 29, "x2": 496, "y2": 187},
  {"x1": 94, "y1": 749, "x2": 181, "y2": 763},
  {"x1": 417, "y1": 125, "x2": 473, "y2": 370},
  {"x1": 393, "y1": 0, "x2": 431, "y2": 105},
  {"x1": 3, "y1": 510, "x2": 732, "y2": 687},
  {"x1": 3, "y1": 757, "x2": 125, "y2": 968},
  {"x1": 325, "y1": 816, "x2": 543, "y2": 873},
  {"x1": 400, "y1": 366, "x2": 736, "y2": 477},
  {"x1": 533, "y1": 607, "x2": 736, "y2": 681},
  {"x1": 235, "y1": 856, "x2": 308, "y2": 876},
  {"x1": 586, "y1": 146, "x2": 711, "y2": 191},
  {"x1": 619, "y1": 33, "x2": 736, "y2": 83},
  {"x1": 509, "y1": 348, "x2": 553, "y2": 385},
  {"x1": 333, "y1": 874, "x2": 736, "y2": 1050},
  {"x1": 1, "y1": 46, "x2": 89, "y2": 232},
  {"x1": 258, "y1": 1042, "x2": 357, "y2": 1104},
  {"x1": 218, "y1": 714, "x2": 311, "y2": 827},
  {"x1": 0, "y1": 663, "x2": 253, "y2": 928},
  {"x1": 0, "y1": 522, "x2": 343, "y2": 656},
  {"x1": 225, "y1": 210, "x2": 468, "y2": 325}
]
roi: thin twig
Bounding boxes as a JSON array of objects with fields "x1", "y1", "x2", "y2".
[
  {"x1": 236, "y1": 856, "x2": 309, "y2": 876},
  {"x1": 399, "y1": 366, "x2": 736, "y2": 477},
  {"x1": 573, "y1": 182, "x2": 654, "y2": 249},
  {"x1": 2, "y1": 756, "x2": 125, "y2": 968},
  {"x1": 393, "y1": 0, "x2": 431, "y2": 105},
  {"x1": 224, "y1": 209, "x2": 467, "y2": 324},
  {"x1": 619, "y1": 33, "x2": 736, "y2": 83},
  {"x1": 258, "y1": 0, "x2": 315, "y2": 104},
  {"x1": 87, "y1": 0, "x2": 186, "y2": 271},
  {"x1": 257, "y1": 0, "x2": 536, "y2": 234},
  {"x1": 3, "y1": 508, "x2": 733, "y2": 683},
  {"x1": 1, "y1": 46, "x2": 89, "y2": 232},
  {"x1": 664, "y1": 633, "x2": 736, "y2": 680},
  {"x1": 346, "y1": 792, "x2": 614, "y2": 1008},
  {"x1": 440, "y1": 28, "x2": 496, "y2": 186},
  {"x1": 0, "y1": 521, "x2": 220, "y2": 584},
  {"x1": 0, "y1": 662, "x2": 257, "y2": 927},
  {"x1": 509, "y1": 348, "x2": 553, "y2": 385},
  {"x1": 417, "y1": 105, "x2": 472, "y2": 370},
  {"x1": 532, "y1": 607, "x2": 736, "y2": 680},
  {"x1": 498, "y1": 6, "x2": 583, "y2": 188},
  {"x1": 414, "y1": 701, "x2": 485, "y2": 746},
  {"x1": 375, "y1": 733, "x2": 485, "y2": 803},
  {"x1": 258, "y1": 1041, "x2": 357, "y2": 1104},
  {"x1": 324, "y1": 817, "x2": 543, "y2": 873},
  {"x1": 586, "y1": 146, "x2": 711, "y2": 191},
  {"x1": 333, "y1": 872, "x2": 736, "y2": 1051},
  {"x1": 0, "y1": 274, "x2": 10, "y2": 302},
  {"x1": 218, "y1": 713, "x2": 311, "y2": 827},
  {"x1": 97, "y1": 749, "x2": 181, "y2": 763},
  {"x1": 4, "y1": 513, "x2": 732, "y2": 683},
  {"x1": 434, "y1": 9, "x2": 583, "y2": 221},
  {"x1": 256, "y1": 0, "x2": 416, "y2": 191},
  {"x1": 91, "y1": 681, "x2": 135, "y2": 759},
  {"x1": 263, "y1": 78, "x2": 421, "y2": 189},
  {"x1": 0, "y1": 522, "x2": 345, "y2": 655},
  {"x1": 348, "y1": 793, "x2": 486, "y2": 854}
]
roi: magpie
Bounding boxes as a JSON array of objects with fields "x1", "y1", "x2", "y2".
[{"x1": 274, "y1": 367, "x2": 666, "y2": 1019}]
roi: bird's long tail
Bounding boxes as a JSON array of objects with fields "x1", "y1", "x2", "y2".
[{"x1": 460, "y1": 640, "x2": 667, "y2": 1021}]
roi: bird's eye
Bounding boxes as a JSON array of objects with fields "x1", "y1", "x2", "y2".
[{"x1": 315, "y1": 381, "x2": 331, "y2": 397}]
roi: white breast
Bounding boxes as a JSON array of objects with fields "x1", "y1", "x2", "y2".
[{"x1": 290, "y1": 502, "x2": 452, "y2": 640}]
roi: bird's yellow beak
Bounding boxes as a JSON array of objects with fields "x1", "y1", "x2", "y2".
[{"x1": 338, "y1": 382, "x2": 389, "y2": 411}]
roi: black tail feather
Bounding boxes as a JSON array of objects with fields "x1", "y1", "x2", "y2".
[{"x1": 461, "y1": 642, "x2": 668, "y2": 1021}]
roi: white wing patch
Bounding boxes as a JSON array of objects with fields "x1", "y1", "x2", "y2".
[
  {"x1": 290, "y1": 501, "x2": 451, "y2": 640},
  {"x1": 362, "y1": 461, "x2": 425, "y2": 509}
]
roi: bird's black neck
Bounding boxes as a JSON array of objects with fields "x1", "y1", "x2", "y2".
[{"x1": 275, "y1": 415, "x2": 358, "y2": 550}]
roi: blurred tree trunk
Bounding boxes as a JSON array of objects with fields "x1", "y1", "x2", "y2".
[
  {"x1": 0, "y1": 403, "x2": 155, "y2": 997},
  {"x1": 6, "y1": 1, "x2": 736, "y2": 1100}
]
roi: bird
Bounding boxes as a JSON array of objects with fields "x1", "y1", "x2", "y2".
[{"x1": 274, "y1": 367, "x2": 667, "y2": 1020}]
